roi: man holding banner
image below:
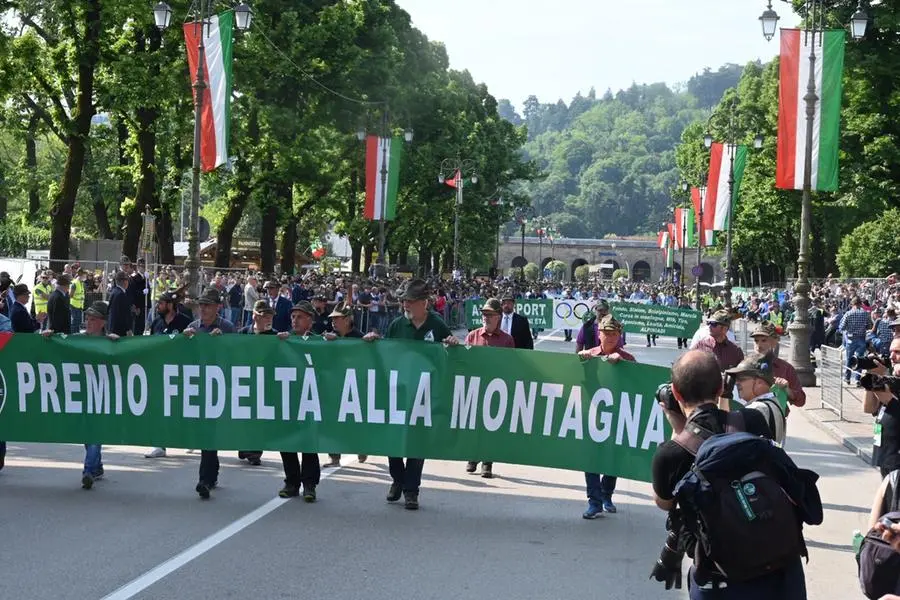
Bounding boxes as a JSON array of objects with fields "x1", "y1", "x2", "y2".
[
  {"x1": 577, "y1": 315, "x2": 635, "y2": 518},
  {"x1": 366, "y1": 279, "x2": 459, "y2": 510},
  {"x1": 464, "y1": 298, "x2": 515, "y2": 478}
]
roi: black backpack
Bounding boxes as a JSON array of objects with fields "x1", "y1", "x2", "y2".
[
  {"x1": 858, "y1": 470, "x2": 900, "y2": 599},
  {"x1": 673, "y1": 412, "x2": 806, "y2": 583}
]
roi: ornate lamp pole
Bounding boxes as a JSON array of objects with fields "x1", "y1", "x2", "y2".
[
  {"x1": 514, "y1": 206, "x2": 534, "y2": 280},
  {"x1": 438, "y1": 156, "x2": 478, "y2": 274},
  {"x1": 154, "y1": 1, "x2": 252, "y2": 299},
  {"x1": 758, "y1": 0, "x2": 868, "y2": 385}
]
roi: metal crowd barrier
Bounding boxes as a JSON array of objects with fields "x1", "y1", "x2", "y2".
[{"x1": 819, "y1": 344, "x2": 844, "y2": 419}]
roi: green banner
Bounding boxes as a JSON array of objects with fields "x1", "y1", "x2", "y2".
[
  {"x1": 463, "y1": 299, "x2": 553, "y2": 330},
  {"x1": 610, "y1": 302, "x2": 701, "y2": 338},
  {"x1": 0, "y1": 333, "x2": 671, "y2": 482}
]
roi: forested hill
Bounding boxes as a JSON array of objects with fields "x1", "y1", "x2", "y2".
[{"x1": 499, "y1": 64, "x2": 744, "y2": 239}]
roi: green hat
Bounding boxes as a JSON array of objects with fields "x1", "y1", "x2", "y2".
[
  {"x1": 725, "y1": 353, "x2": 775, "y2": 385},
  {"x1": 253, "y1": 299, "x2": 275, "y2": 315},
  {"x1": 501, "y1": 291, "x2": 516, "y2": 302},
  {"x1": 480, "y1": 298, "x2": 502, "y2": 314},
  {"x1": 84, "y1": 301, "x2": 108, "y2": 319},
  {"x1": 398, "y1": 278, "x2": 429, "y2": 301},
  {"x1": 750, "y1": 321, "x2": 779, "y2": 338},
  {"x1": 328, "y1": 302, "x2": 353, "y2": 319},
  {"x1": 594, "y1": 299, "x2": 610, "y2": 312},
  {"x1": 197, "y1": 289, "x2": 222, "y2": 305},
  {"x1": 598, "y1": 314, "x2": 623, "y2": 333},
  {"x1": 707, "y1": 309, "x2": 732, "y2": 326},
  {"x1": 291, "y1": 300, "x2": 316, "y2": 315}
]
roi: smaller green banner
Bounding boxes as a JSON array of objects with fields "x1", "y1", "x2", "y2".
[
  {"x1": 464, "y1": 299, "x2": 553, "y2": 330},
  {"x1": 610, "y1": 302, "x2": 701, "y2": 338}
]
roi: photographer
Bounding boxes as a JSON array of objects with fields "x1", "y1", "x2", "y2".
[
  {"x1": 862, "y1": 337, "x2": 900, "y2": 478},
  {"x1": 650, "y1": 351, "x2": 793, "y2": 598}
]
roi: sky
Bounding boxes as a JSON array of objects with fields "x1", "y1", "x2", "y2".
[{"x1": 395, "y1": 0, "x2": 795, "y2": 111}]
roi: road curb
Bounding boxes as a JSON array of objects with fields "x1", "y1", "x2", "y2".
[{"x1": 796, "y1": 407, "x2": 874, "y2": 467}]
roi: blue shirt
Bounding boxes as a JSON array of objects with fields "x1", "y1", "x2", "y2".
[{"x1": 0, "y1": 312, "x2": 11, "y2": 332}]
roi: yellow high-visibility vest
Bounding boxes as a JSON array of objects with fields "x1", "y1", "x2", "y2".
[
  {"x1": 70, "y1": 278, "x2": 85, "y2": 309},
  {"x1": 33, "y1": 282, "x2": 52, "y2": 313}
]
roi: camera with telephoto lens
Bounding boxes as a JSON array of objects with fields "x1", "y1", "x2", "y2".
[
  {"x1": 859, "y1": 372, "x2": 900, "y2": 397},
  {"x1": 649, "y1": 510, "x2": 685, "y2": 590},
  {"x1": 849, "y1": 354, "x2": 883, "y2": 372},
  {"x1": 656, "y1": 383, "x2": 680, "y2": 412}
]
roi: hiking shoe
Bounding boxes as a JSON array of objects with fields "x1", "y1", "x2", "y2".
[
  {"x1": 582, "y1": 504, "x2": 603, "y2": 519},
  {"x1": 481, "y1": 464, "x2": 493, "y2": 479},
  {"x1": 386, "y1": 483, "x2": 402, "y2": 502},
  {"x1": 247, "y1": 456, "x2": 262, "y2": 466},
  {"x1": 196, "y1": 481, "x2": 212, "y2": 499},
  {"x1": 404, "y1": 491, "x2": 419, "y2": 510},
  {"x1": 466, "y1": 462, "x2": 478, "y2": 473},
  {"x1": 357, "y1": 455, "x2": 367, "y2": 463},
  {"x1": 323, "y1": 457, "x2": 341, "y2": 468},
  {"x1": 81, "y1": 474, "x2": 94, "y2": 490},
  {"x1": 602, "y1": 499, "x2": 617, "y2": 514},
  {"x1": 278, "y1": 484, "x2": 300, "y2": 498},
  {"x1": 303, "y1": 484, "x2": 317, "y2": 503},
  {"x1": 237, "y1": 451, "x2": 248, "y2": 460},
  {"x1": 0, "y1": 452, "x2": 4, "y2": 471},
  {"x1": 144, "y1": 447, "x2": 166, "y2": 458},
  {"x1": 91, "y1": 469, "x2": 104, "y2": 481}
]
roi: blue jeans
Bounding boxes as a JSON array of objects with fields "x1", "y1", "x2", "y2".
[
  {"x1": 844, "y1": 337, "x2": 866, "y2": 382},
  {"x1": 71, "y1": 308, "x2": 83, "y2": 333},
  {"x1": 230, "y1": 307, "x2": 241, "y2": 325},
  {"x1": 585, "y1": 472, "x2": 617, "y2": 506},
  {"x1": 83, "y1": 444, "x2": 103, "y2": 476},
  {"x1": 688, "y1": 556, "x2": 806, "y2": 599}
]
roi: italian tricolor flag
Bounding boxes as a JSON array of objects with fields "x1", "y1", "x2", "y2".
[
  {"x1": 364, "y1": 135, "x2": 403, "y2": 220},
  {"x1": 184, "y1": 12, "x2": 234, "y2": 173},
  {"x1": 706, "y1": 142, "x2": 747, "y2": 230},
  {"x1": 777, "y1": 28, "x2": 845, "y2": 191},
  {"x1": 691, "y1": 187, "x2": 715, "y2": 246}
]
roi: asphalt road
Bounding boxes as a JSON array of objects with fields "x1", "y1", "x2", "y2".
[{"x1": 0, "y1": 329, "x2": 882, "y2": 600}]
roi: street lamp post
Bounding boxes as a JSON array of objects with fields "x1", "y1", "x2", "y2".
[
  {"x1": 154, "y1": 1, "x2": 252, "y2": 299},
  {"x1": 514, "y1": 206, "x2": 533, "y2": 280},
  {"x1": 438, "y1": 157, "x2": 478, "y2": 275},
  {"x1": 679, "y1": 181, "x2": 689, "y2": 301},
  {"x1": 703, "y1": 97, "x2": 763, "y2": 308},
  {"x1": 758, "y1": 0, "x2": 868, "y2": 386},
  {"x1": 695, "y1": 185, "x2": 706, "y2": 312}
]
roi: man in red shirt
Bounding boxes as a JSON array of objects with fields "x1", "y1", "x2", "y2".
[
  {"x1": 578, "y1": 315, "x2": 635, "y2": 518},
  {"x1": 690, "y1": 309, "x2": 744, "y2": 371},
  {"x1": 750, "y1": 320, "x2": 806, "y2": 407},
  {"x1": 464, "y1": 298, "x2": 515, "y2": 478}
]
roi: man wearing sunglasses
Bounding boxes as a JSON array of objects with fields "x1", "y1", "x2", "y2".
[{"x1": 690, "y1": 309, "x2": 744, "y2": 372}]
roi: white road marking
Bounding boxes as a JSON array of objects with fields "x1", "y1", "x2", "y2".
[
  {"x1": 534, "y1": 327, "x2": 564, "y2": 346},
  {"x1": 100, "y1": 459, "x2": 350, "y2": 600}
]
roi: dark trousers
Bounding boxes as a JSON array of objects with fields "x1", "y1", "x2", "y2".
[
  {"x1": 199, "y1": 450, "x2": 219, "y2": 485},
  {"x1": 688, "y1": 556, "x2": 806, "y2": 599},
  {"x1": 389, "y1": 457, "x2": 424, "y2": 492},
  {"x1": 677, "y1": 337, "x2": 688, "y2": 348},
  {"x1": 133, "y1": 310, "x2": 145, "y2": 336},
  {"x1": 280, "y1": 452, "x2": 320, "y2": 486},
  {"x1": 585, "y1": 472, "x2": 617, "y2": 506}
]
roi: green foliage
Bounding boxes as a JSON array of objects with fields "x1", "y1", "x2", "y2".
[
  {"x1": 546, "y1": 259, "x2": 566, "y2": 281},
  {"x1": 0, "y1": 221, "x2": 51, "y2": 256},
  {"x1": 612, "y1": 268, "x2": 629, "y2": 281},
  {"x1": 574, "y1": 264, "x2": 590, "y2": 282},
  {"x1": 523, "y1": 262, "x2": 539, "y2": 281},
  {"x1": 836, "y1": 209, "x2": 900, "y2": 277}
]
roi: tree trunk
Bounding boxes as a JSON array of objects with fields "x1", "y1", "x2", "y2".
[
  {"x1": 280, "y1": 220, "x2": 298, "y2": 274},
  {"x1": 215, "y1": 107, "x2": 257, "y2": 268},
  {"x1": 48, "y1": 0, "x2": 101, "y2": 270},
  {"x1": 122, "y1": 105, "x2": 158, "y2": 261},
  {"x1": 398, "y1": 250, "x2": 408, "y2": 267},
  {"x1": 25, "y1": 120, "x2": 40, "y2": 219},
  {"x1": 260, "y1": 203, "x2": 278, "y2": 274},
  {"x1": 417, "y1": 247, "x2": 431, "y2": 277},
  {"x1": 351, "y1": 242, "x2": 362, "y2": 273},
  {"x1": 363, "y1": 243, "x2": 374, "y2": 274}
]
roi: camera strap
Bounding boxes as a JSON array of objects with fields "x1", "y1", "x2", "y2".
[{"x1": 674, "y1": 411, "x2": 746, "y2": 457}]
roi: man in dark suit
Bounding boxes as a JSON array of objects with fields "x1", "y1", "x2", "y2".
[
  {"x1": 10, "y1": 284, "x2": 43, "y2": 333},
  {"x1": 107, "y1": 271, "x2": 133, "y2": 337},
  {"x1": 263, "y1": 280, "x2": 292, "y2": 333},
  {"x1": 122, "y1": 256, "x2": 146, "y2": 335},
  {"x1": 499, "y1": 292, "x2": 534, "y2": 350},
  {"x1": 46, "y1": 273, "x2": 72, "y2": 334}
]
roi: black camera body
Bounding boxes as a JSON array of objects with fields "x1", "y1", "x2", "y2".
[
  {"x1": 859, "y1": 372, "x2": 900, "y2": 397},
  {"x1": 656, "y1": 383, "x2": 680, "y2": 412},
  {"x1": 849, "y1": 354, "x2": 883, "y2": 372}
]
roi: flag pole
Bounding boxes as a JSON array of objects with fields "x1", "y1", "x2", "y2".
[
  {"x1": 186, "y1": 0, "x2": 207, "y2": 301},
  {"x1": 377, "y1": 108, "x2": 389, "y2": 268},
  {"x1": 695, "y1": 186, "x2": 705, "y2": 312}
]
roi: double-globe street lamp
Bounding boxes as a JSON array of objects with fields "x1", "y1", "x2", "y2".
[
  {"x1": 154, "y1": 1, "x2": 252, "y2": 299},
  {"x1": 357, "y1": 113, "x2": 414, "y2": 270},
  {"x1": 702, "y1": 96, "x2": 763, "y2": 308},
  {"x1": 759, "y1": 0, "x2": 868, "y2": 386},
  {"x1": 438, "y1": 157, "x2": 478, "y2": 274},
  {"x1": 514, "y1": 206, "x2": 534, "y2": 280}
]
